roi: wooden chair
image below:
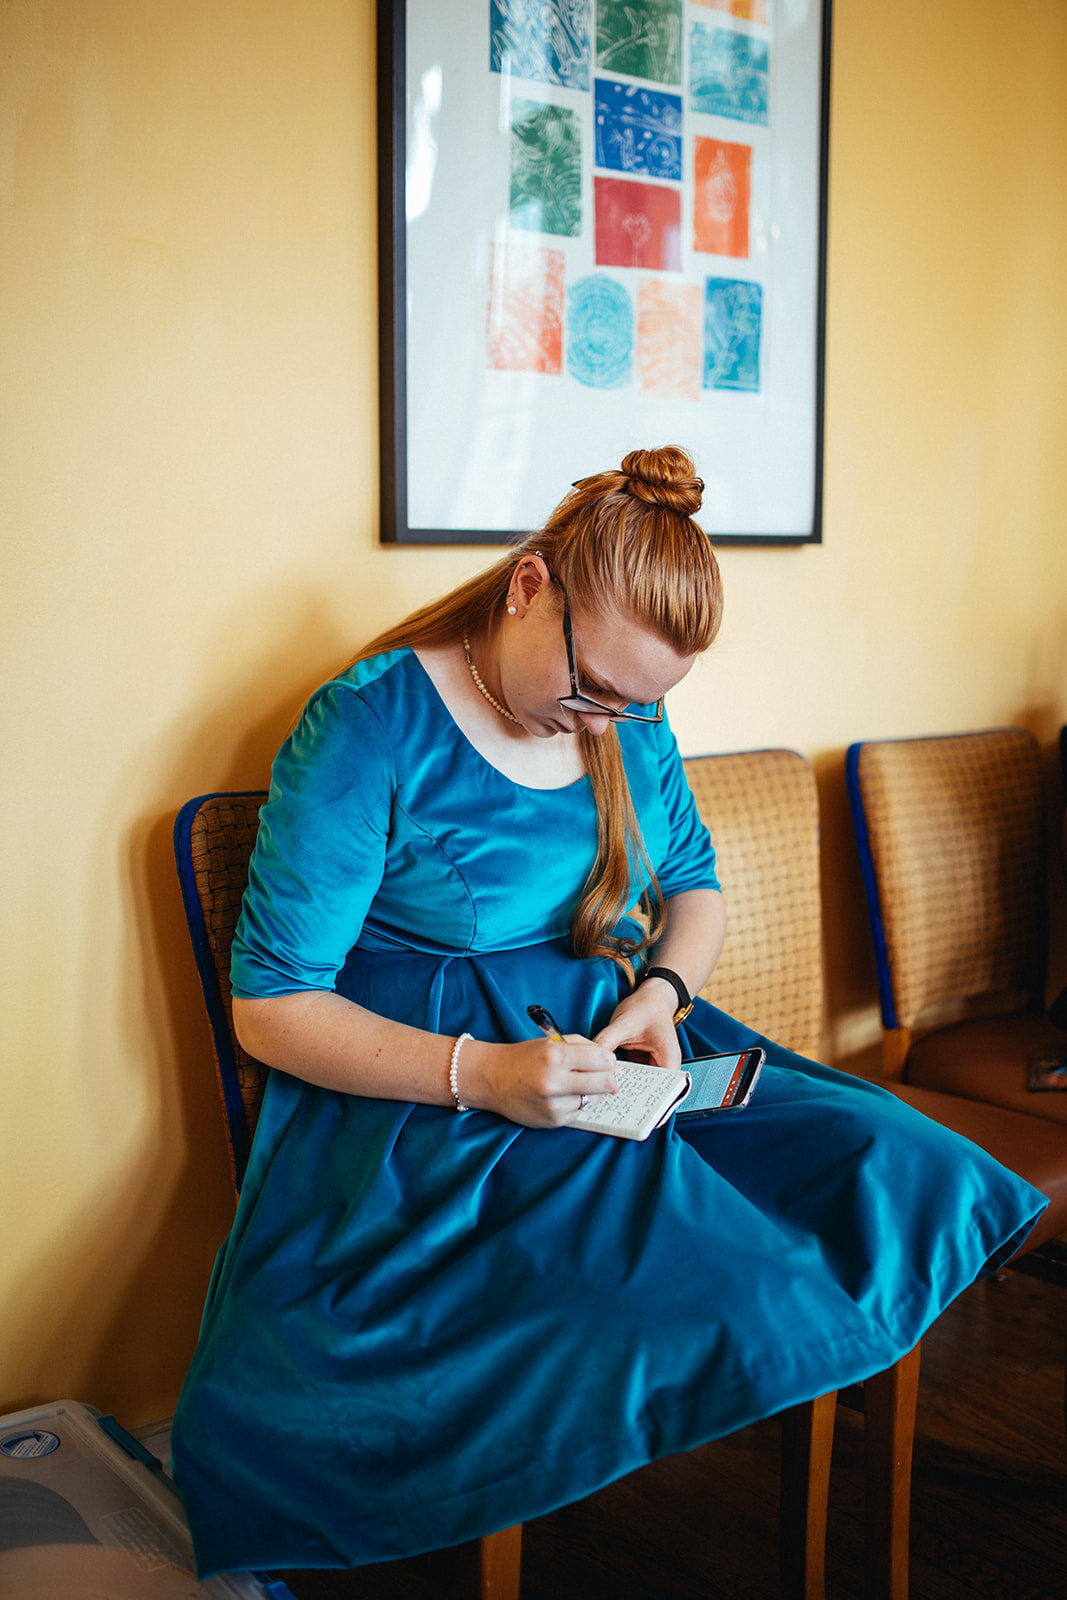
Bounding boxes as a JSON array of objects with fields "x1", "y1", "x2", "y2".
[
  {"x1": 174, "y1": 796, "x2": 531, "y2": 1594},
  {"x1": 685, "y1": 749, "x2": 920, "y2": 1600},
  {"x1": 175, "y1": 771, "x2": 895, "y2": 1587},
  {"x1": 845, "y1": 728, "x2": 1067, "y2": 1280},
  {"x1": 847, "y1": 724, "x2": 1067, "y2": 1493}
]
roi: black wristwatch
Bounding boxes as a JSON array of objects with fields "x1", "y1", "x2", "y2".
[{"x1": 641, "y1": 966, "x2": 693, "y2": 1026}]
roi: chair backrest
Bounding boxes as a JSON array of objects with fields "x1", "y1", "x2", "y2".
[
  {"x1": 683, "y1": 749, "x2": 824, "y2": 1058},
  {"x1": 846, "y1": 728, "x2": 1046, "y2": 1034},
  {"x1": 176, "y1": 757, "x2": 825, "y2": 1178},
  {"x1": 174, "y1": 791, "x2": 269, "y2": 1194}
]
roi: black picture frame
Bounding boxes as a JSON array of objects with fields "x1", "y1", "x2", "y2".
[{"x1": 378, "y1": 0, "x2": 832, "y2": 546}]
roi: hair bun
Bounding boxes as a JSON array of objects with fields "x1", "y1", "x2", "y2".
[{"x1": 619, "y1": 446, "x2": 704, "y2": 516}]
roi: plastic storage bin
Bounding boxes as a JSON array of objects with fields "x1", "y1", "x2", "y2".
[{"x1": 0, "y1": 1399, "x2": 294, "y2": 1598}]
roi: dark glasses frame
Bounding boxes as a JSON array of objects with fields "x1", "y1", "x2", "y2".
[{"x1": 552, "y1": 575, "x2": 664, "y2": 725}]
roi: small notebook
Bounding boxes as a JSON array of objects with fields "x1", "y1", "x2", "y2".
[{"x1": 571, "y1": 1060, "x2": 691, "y2": 1141}]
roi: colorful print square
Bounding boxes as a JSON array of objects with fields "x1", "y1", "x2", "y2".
[
  {"x1": 704, "y1": 277, "x2": 762, "y2": 391},
  {"x1": 594, "y1": 176, "x2": 682, "y2": 272},
  {"x1": 490, "y1": 0, "x2": 591, "y2": 90},
  {"x1": 690, "y1": 24, "x2": 769, "y2": 125}
]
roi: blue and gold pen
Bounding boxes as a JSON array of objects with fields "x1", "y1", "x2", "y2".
[{"x1": 527, "y1": 1004, "x2": 565, "y2": 1041}]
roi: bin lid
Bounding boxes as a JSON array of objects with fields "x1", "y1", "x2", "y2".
[{"x1": 0, "y1": 1401, "x2": 292, "y2": 1599}]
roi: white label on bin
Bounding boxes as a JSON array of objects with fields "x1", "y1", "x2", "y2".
[
  {"x1": 100, "y1": 1506, "x2": 182, "y2": 1572},
  {"x1": 0, "y1": 1429, "x2": 61, "y2": 1458}
]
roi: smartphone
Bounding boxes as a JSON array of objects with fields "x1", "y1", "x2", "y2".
[{"x1": 675, "y1": 1047, "x2": 765, "y2": 1121}]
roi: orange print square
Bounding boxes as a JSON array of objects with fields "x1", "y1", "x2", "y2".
[
  {"x1": 637, "y1": 281, "x2": 702, "y2": 400},
  {"x1": 691, "y1": 0, "x2": 768, "y2": 23},
  {"x1": 486, "y1": 243, "x2": 564, "y2": 374},
  {"x1": 693, "y1": 137, "x2": 751, "y2": 259}
]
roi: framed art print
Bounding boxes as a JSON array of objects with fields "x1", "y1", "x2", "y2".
[{"x1": 378, "y1": 0, "x2": 832, "y2": 544}]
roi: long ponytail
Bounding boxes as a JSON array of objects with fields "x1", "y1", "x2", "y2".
[{"x1": 347, "y1": 445, "x2": 723, "y2": 980}]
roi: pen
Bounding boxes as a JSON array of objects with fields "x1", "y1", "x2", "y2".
[
  {"x1": 528, "y1": 1004, "x2": 619, "y2": 1100},
  {"x1": 527, "y1": 1004, "x2": 566, "y2": 1041}
]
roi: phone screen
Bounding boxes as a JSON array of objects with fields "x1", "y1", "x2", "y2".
[{"x1": 676, "y1": 1048, "x2": 765, "y2": 1119}]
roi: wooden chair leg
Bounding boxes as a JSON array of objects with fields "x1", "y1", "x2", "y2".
[
  {"x1": 479, "y1": 1523, "x2": 522, "y2": 1600},
  {"x1": 863, "y1": 1343, "x2": 921, "y2": 1600},
  {"x1": 779, "y1": 1389, "x2": 837, "y2": 1600}
]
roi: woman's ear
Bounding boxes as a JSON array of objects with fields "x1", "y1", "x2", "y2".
[{"x1": 511, "y1": 554, "x2": 552, "y2": 615}]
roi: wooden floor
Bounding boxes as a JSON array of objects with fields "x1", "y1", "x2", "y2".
[{"x1": 276, "y1": 1268, "x2": 1067, "y2": 1600}]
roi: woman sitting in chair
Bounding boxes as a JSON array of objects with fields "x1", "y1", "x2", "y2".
[{"x1": 172, "y1": 446, "x2": 1045, "y2": 1577}]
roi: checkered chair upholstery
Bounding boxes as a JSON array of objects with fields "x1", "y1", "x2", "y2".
[{"x1": 684, "y1": 749, "x2": 823, "y2": 1058}]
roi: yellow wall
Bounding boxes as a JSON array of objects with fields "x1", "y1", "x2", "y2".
[{"x1": 2, "y1": 0, "x2": 1065, "y2": 1426}]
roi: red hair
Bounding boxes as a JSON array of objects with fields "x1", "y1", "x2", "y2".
[{"x1": 353, "y1": 446, "x2": 723, "y2": 980}]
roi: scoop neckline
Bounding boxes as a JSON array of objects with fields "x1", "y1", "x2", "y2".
[{"x1": 409, "y1": 648, "x2": 591, "y2": 794}]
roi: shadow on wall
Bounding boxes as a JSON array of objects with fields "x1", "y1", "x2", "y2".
[{"x1": 2, "y1": 593, "x2": 361, "y2": 1426}]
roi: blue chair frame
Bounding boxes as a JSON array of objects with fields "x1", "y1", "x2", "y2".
[{"x1": 174, "y1": 790, "x2": 268, "y2": 1191}]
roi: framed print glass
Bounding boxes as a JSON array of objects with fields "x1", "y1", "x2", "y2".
[{"x1": 378, "y1": 0, "x2": 832, "y2": 545}]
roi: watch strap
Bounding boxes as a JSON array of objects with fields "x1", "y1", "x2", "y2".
[{"x1": 641, "y1": 965, "x2": 694, "y2": 1026}]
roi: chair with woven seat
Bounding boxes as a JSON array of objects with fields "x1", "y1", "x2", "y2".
[
  {"x1": 685, "y1": 748, "x2": 824, "y2": 1056},
  {"x1": 685, "y1": 748, "x2": 921, "y2": 1600},
  {"x1": 845, "y1": 727, "x2": 1067, "y2": 1282},
  {"x1": 175, "y1": 785, "x2": 841, "y2": 1599}
]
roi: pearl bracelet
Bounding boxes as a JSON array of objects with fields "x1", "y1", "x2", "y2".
[{"x1": 449, "y1": 1032, "x2": 473, "y2": 1112}]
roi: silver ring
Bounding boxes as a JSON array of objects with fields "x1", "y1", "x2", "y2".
[{"x1": 577, "y1": 1093, "x2": 590, "y2": 1111}]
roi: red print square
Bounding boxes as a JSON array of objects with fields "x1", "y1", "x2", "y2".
[{"x1": 594, "y1": 176, "x2": 682, "y2": 273}]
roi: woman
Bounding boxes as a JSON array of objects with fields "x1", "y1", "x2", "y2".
[{"x1": 172, "y1": 447, "x2": 1044, "y2": 1577}]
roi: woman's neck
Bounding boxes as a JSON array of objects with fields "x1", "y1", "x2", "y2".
[{"x1": 414, "y1": 643, "x2": 586, "y2": 791}]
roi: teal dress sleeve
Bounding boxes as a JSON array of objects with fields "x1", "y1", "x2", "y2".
[
  {"x1": 621, "y1": 715, "x2": 720, "y2": 900},
  {"x1": 230, "y1": 680, "x2": 396, "y2": 998}
]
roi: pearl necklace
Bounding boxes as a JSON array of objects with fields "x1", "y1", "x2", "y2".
[{"x1": 463, "y1": 636, "x2": 520, "y2": 724}]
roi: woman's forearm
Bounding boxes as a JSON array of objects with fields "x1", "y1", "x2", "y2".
[
  {"x1": 231, "y1": 990, "x2": 619, "y2": 1125},
  {"x1": 594, "y1": 888, "x2": 727, "y2": 1067},
  {"x1": 646, "y1": 887, "x2": 727, "y2": 1001},
  {"x1": 233, "y1": 991, "x2": 463, "y2": 1104}
]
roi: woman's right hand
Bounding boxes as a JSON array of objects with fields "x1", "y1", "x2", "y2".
[{"x1": 460, "y1": 1035, "x2": 619, "y2": 1127}]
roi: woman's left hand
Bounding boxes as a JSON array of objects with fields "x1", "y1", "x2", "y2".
[{"x1": 595, "y1": 978, "x2": 683, "y2": 1070}]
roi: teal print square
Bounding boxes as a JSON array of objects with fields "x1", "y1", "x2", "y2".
[
  {"x1": 510, "y1": 101, "x2": 583, "y2": 237},
  {"x1": 704, "y1": 277, "x2": 762, "y2": 391},
  {"x1": 690, "y1": 23, "x2": 769, "y2": 126},
  {"x1": 567, "y1": 275, "x2": 634, "y2": 388},
  {"x1": 490, "y1": 0, "x2": 591, "y2": 90}
]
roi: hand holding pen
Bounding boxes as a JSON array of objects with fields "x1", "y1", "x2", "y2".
[
  {"x1": 527, "y1": 1003, "x2": 566, "y2": 1042},
  {"x1": 527, "y1": 1004, "x2": 617, "y2": 1115},
  {"x1": 449, "y1": 1008, "x2": 616, "y2": 1128}
]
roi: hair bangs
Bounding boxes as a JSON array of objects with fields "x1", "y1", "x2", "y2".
[{"x1": 548, "y1": 499, "x2": 723, "y2": 659}]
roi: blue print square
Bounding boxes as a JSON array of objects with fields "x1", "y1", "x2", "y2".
[
  {"x1": 567, "y1": 275, "x2": 633, "y2": 389},
  {"x1": 594, "y1": 80, "x2": 682, "y2": 182},
  {"x1": 690, "y1": 24, "x2": 769, "y2": 127},
  {"x1": 704, "y1": 278, "x2": 762, "y2": 392},
  {"x1": 490, "y1": 0, "x2": 591, "y2": 92}
]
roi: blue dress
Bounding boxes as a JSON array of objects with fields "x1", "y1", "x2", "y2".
[{"x1": 171, "y1": 649, "x2": 1046, "y2": 1577}]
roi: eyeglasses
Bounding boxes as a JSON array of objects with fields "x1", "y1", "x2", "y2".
[{"x1": 554, "y1": 577, "x2": 664, "y2": 725}]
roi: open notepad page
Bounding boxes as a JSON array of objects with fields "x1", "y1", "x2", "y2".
[{"x1": 571, "y1": 1060, "x2": 691, "y2": 1141}]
